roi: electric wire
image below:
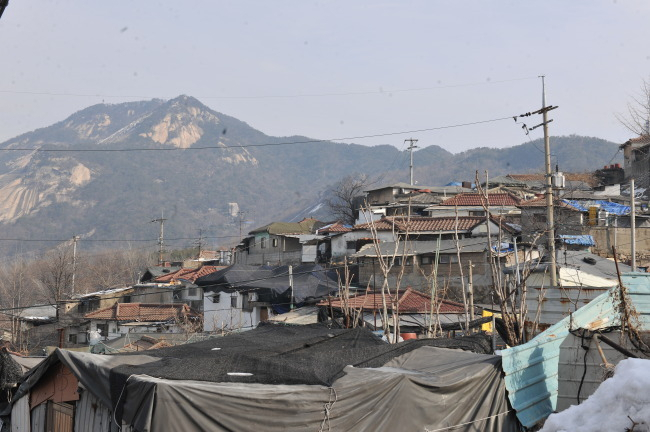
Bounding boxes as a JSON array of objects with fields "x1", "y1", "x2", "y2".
[{"x1": 0, "y1": 117, "x2": 514, "y2": 153}]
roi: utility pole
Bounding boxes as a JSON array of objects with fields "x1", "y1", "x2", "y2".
[
  {"x1": 151, "y1": 213, "x2": 167, "y2": 265},
  {"x1": 237, "y1": 211, "x2": 247, "y2": 242},
  {"x1": 405, "y1": 138, "x2": 419, "y2": 186},
  {"x1": 541, "y1": 76, "x2": 558, "y2": 288},
  {"x1": 467, "y1": 261, "x2": 474, "y2": 321},
  {"x1": 71, "y1": 235, "x2": 80, "y2": 295},
  {"x1": 631, "y1": 178, "x2": 637, "y2": 271},
  {"x1": 289, "y1": 265, "x2": 294, "y2": 310},
  {"x1": 196, "y1": 228, "x2": 204, "y2": 258}
]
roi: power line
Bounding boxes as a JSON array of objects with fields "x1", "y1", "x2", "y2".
[
  {"x1": 0, "y1": 116, "x2": 513, "y2": 153},
  {"x1": 0, "y1": 76, "x2": 538, "y2": 100}
]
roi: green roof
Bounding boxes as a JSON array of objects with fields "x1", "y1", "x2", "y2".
[{"x1": 249, "y1": 218, "x2": 322, "y2": 235}]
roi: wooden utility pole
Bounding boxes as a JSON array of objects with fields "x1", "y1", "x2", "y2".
[
  {"x1": 631, "y1": 178, "x2": 637, "y2": 271},
  {"x1": 541, "y1": 76, "x2": 558, "y2": 288},
  {"x1": 468, "y1": 260, "x2": 475, "y2": 321},
  {"x1": 405, "y1": 138, "x2": 419, "y2": 185},
  {"x1": 71, "y1": 235, "x2": 80, "y2": 295}
]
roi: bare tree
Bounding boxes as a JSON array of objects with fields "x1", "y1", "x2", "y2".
[
  {"x1": 0, "y1": 257, "x2": 38, "y2": 351},
  {"x1": 617, "y1": 77, "x2": 650, "y2": 136},
  {"x1": 326, "y1": 174, "x2": 370, "y2": 225},
  {"x1": 35, "y1": 247, "x2": 74, "y2": 318}
]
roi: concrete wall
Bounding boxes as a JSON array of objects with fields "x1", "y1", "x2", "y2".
[
  {"x1": 204, "y1": 291, "x2": 272, "y2": 332},
  {"x1": 521, "y1": 207, "x2": 585, "y2": 242},
  {"x1": 589, "y1": 226, "x2": 650, "y2": 256},
  {"x1": 331, "y1": 231, "x2": 395, "y2": 258},
  {"x1": 238, "y1": 234, "x2": 303, "y2": 265}
]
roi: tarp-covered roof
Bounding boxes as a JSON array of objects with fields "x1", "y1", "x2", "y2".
[
  {"x1": 10, "y1": 324, "x2": 516, "y2": 431},
  {"x1": 195, "y1": 264, "x2": 339, "y2": 303}
]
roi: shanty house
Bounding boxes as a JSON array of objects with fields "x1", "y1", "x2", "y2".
[
  {"x1": 501, "y1": 272, "x2": 649, "y2": 428},
  {"x1": 353, "y1": 238, "x2": 518, "y2": 302},
  {"x1": 504, "y1": 250, "x2": 632, "y2": 335},
  {"x1": 425, "y1": 192, "x2": 522, "y2": 219},
  {"x1": 234, "y1": 218, "x2": 326, "y2": 266},
  {"x1": 518, "y1": 196, "x2": 587, "y2": 243},
  {"x1": 197, "y1": 264, "x2": 339, "y2": 332},
  {"x1": 83, "y1": 303, "x2": 199, "y2": 342},
  {"x1": 5, "y1": 323, "x2": 517, "y2": 431},
  {"x1": 151, "y1": 265, "x2": 223, "y2": 311},
  {"x1": 321, "y1": 287, "x2": 470, "y2": 335}
]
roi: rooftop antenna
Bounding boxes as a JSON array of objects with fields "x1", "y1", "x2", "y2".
[{"x1": 405, "y1": 138, "x2": 419, "y2": 185}]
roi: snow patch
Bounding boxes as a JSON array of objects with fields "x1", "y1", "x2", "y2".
[{"x1": 541, "y1": 358, "x2": 650, "y2": 432}]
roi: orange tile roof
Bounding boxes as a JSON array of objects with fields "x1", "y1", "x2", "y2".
[
  {"x1": 84, "y1": 303, "x2": 197, "y2": 322},
  {"x1": 321, "y1": 287, "x2": 466, "y2": 314},
  {"x1": 154, "y1": 265, "x2": 223, "y2": 283},
  {"x1": 439, "y1": 193, "x2": 521, "y2": 207},
  {"x1": 317, "y1": 221, "x2": 353, "y2": 234},
  {"x1": 354, "y1": 216, "x2": 485, "y2": 232}
]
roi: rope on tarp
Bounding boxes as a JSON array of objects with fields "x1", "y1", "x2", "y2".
[
  {"x1": 318, "y1": 387, "x2": 338, "y2": 432},
  {"x1": 424, "y1": 410, "x2": 513, "y2": 432}
]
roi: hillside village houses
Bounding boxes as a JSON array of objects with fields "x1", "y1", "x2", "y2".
[{"x1": 3, "y1": 138, "x2": 650, "y2": 431}]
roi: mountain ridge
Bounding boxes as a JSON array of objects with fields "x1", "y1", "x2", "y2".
[{"x1": 0, "y1": 96, "x2": 622, "y2": 256}]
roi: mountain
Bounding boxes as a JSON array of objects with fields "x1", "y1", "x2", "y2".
[{"x1": 0, "y1": 96, "x2": 622, "y2": 256}]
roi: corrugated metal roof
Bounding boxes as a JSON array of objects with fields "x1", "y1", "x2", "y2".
[{"x1": 501, "y1": 273, "x2": 650, "y2": 428}]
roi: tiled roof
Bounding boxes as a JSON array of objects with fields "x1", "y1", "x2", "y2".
[
  {"x1": 321, "y1": 287, "x2": 465, "y2": 314},
  {"x1": 317, "y1": 221, "x2": 353, "y2": 234},
  {"x1": 154, "y1": 265, "x2": 224, "y2": 283},
  {"x1": 84, "y1": 303, "x2": 196, "y2": 322},
  {"x1": 439, "y1": 193, "x2": 521, "y2": 207},
  {"x1": 354, "y1": 216, "x2": 485, "y2": 232}
]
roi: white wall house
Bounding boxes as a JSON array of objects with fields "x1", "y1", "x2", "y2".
[{"x1": 203, "y1": 291, "x2": 274, "y2": 332}]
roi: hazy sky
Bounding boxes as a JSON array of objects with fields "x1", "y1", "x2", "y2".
[{"x1": 1, "y1": 0, "x2": 650, "y2": 155}]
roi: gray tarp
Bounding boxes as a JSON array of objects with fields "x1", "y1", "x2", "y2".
[{"x1": 22, "y1": 346, "x2": 516, "y2": 432}]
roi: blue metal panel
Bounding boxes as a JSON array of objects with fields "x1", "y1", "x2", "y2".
[{"x1": 501, "y1": 273, "x2": 650, "y2": 428}]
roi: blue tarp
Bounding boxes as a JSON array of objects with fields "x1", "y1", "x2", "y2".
[
  {"x1": 595, "y1": 200, "x2": 630, "y2": 216},
  {"x1": 558, "y1": 234, "x2": 595, "y2": 246},
  {"x1": 562, "y1": 199, "x2": 588, "y2": 211}
]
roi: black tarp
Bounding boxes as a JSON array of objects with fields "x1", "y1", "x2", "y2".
[
  {"x1": 194, "y1": 263, "x2": 339, "y2": 304},
  {"x1": 10, "y1": 324, "x2": 518, "y2": 431}
]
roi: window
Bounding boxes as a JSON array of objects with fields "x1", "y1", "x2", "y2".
[
  {"x1": 468, "y1": 210, "x2": 486, "y2": 217},
  {"x1": 211, "y1": 293, "x2": 221, "y2": 303},
  {"x1": 96, "y1": 323, "x2": 108, "y2": 339},
  {"x1": 68, "y1": 334, "x2": 77, "y2": 344},
  {"x1": 122, "y1": 295, "x2": 131, "y2": 303},
  {"x1": 439, "y1": 255, "x2": 458, "y2": 264},
  {"x1": 231, "y1": 295, "x2": 238, "y2": 308},
  {"x1": 394, "y1": 257, "x2": 412, "y2": 266},
  {"x1": 260, "y1": 237, "x2": 266, "y2": 248},
  {"x1": 421, "y1": 255, "x2": 433, "y2": 265},
  {"x1": 346, "y1": 241, "x2": 356, "y2": 250},
  {"x1": 242, "y1": 293, "x2": 253, "y2": 312},
  {"x1": 533, "y1": 214, "x2": 547, "y2": 223},
  {"x1": 272, "y1": 238, "x2": 278, "y2": 247},
  {"x1": 188, "y1": 287, "x2": 198, "y2": 297}
]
